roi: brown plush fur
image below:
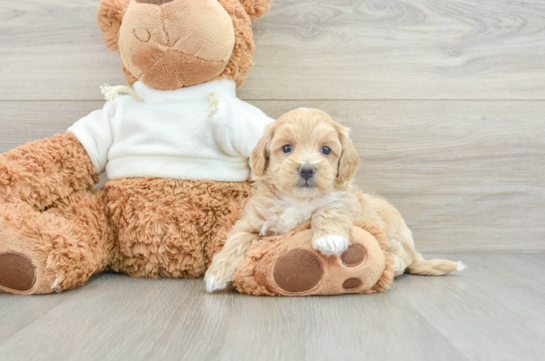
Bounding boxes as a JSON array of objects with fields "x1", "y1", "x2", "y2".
[
  {"x1": 0, "y1": 134, "x2": 250, "y2": 294},
  {"x1": 215, "y1": 0, "x2": 256, "y2": 88},
  {"x1": 105, "y1": 177, "x2": 249, "y2": 278},
  {"x1": 97, "y1": 0, "x2": 268, "y2": 89},
  {"x1": 0, "y1": 133, "x2": 97, "y2": 211},
  {"x1": 97, "y1": 0, "x2": 130, "y2": 51},
  {"x1": 239, "y1": 0, "x2": 271, "y2": 20}
]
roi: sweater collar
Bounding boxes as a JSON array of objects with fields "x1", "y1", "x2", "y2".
[{"x1": 132, "y1": 79, "x2": 237, "y2": 103}]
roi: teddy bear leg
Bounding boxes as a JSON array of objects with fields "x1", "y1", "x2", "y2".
[
  {"x1": 0, "y1": 213, "x2": 56, "y2": 294},
  {"x1": 0, "y1": 192, "x2": 114, "y2": 295},
  {"x1": 232, "y1": 221, "x2": 395, "y2": 296}
]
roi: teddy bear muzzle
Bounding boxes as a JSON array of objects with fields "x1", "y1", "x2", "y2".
[{"x1": 118, "y1": 0, "x2": 236, "y2": 90}]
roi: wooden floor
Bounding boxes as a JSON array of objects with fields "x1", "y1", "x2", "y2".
[{"x1": 0, "y1": 253, "x2": 543, "y2": 361}]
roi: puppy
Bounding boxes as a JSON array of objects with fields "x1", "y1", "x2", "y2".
[{"x1": 205, "y1": 108, "x2": 463, "y2": 292}]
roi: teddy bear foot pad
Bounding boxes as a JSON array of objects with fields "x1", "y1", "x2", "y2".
[
  {"x1": 0, "y1": 252, "x2": 36, "y2": 291},
  {"x1": 273, "y1": 245, "x2": 367, "y2": 293},
  {"x1": 233, "y1": 221, "x2": 394, "y2": 296}
]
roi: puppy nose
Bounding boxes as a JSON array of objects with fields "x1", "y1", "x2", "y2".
[
  {"x1": 135, "y1": 0, "x2": 174, "y2": 5},
  {"x1": 299, "y1": 166, "x2": 316, "y2": 180}
]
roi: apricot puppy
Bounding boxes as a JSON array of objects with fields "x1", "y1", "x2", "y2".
[{"x1": 205, "y1": 108, "x2": 462, "y2": 292}]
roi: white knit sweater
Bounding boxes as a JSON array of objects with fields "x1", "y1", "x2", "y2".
[{"x1": 68, "y1": 79, "x2": 273, "y2": 182}]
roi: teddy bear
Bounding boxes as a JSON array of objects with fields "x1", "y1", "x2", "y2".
[
  {"x1": 0, "y1": 0, "x2": 396, "y2": 297},
  {"x1": 0, "y1": 0, "x2": 274, "y2": 295}
]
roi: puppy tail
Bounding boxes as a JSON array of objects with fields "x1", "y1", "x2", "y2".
[{"x1": 406, "y1": 252, "x2": 465, "y2": 276}]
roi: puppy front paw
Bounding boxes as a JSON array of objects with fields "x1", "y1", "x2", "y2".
[{"x1": 312, "y1": 235, "x2": 349, "y2": 256}]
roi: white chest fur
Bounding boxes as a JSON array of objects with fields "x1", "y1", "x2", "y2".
[{"x1": 259, "y1": 191, "x2": 346, "y2": 236}]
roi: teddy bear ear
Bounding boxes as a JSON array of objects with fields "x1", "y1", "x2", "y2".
[
  {"x1": 238, "y1": 0, "x2": 271, "y2": 20},
  {"x1": 97, "y1": 0, "x2": 131, "y2": 51}
]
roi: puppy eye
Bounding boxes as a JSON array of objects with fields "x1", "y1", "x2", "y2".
[
  {"x1": 282, "y1": 145, "x2": 293, "y2": 153},
  {"x1": 321, "y1": 146, "x2": 331, "y2": 155}
]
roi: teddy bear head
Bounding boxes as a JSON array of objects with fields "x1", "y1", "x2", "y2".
[{"x1": 97, "y1": 0, "x2": 270, "y2": 90}]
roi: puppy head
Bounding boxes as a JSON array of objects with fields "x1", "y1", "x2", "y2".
[{"x1": 252, "y1": 108, "x2": 360, "y2": 199}]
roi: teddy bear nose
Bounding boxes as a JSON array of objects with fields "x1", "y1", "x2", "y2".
[{"x1": 135, "y1": 0, "x2": 174, "y2": 5}]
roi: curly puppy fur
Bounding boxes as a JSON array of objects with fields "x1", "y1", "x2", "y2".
[{"x1": 205, "y1": 108, "x2": 462, "y2": 292}]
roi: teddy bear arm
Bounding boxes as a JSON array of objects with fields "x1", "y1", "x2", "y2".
[{"x1": 0, "y1": 132, "x2": 98, "y2": 211}]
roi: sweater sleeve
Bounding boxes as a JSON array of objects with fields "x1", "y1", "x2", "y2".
[
  {"x1": 67, "y1": 96, "x2": 127, "y2": 175},
  {"x1": 232, "y1": 100, "x2": 275, "y2": 159}
]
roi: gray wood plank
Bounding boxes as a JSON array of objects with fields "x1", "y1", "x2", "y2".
[
  {"x1": 480, "y1": 253, "x2": 545, "y2": 290},
  {"x1": 216, "y1": 291, "x2": 466, "y2": 361},
  {"x1": 1, "y1": 0, "x2": 545, "y2": 100},
  {"x1": 1, "y1": 253, "x2": 544, "y2": 361},
  {"x1": 0, "y1": 274, "x2": 466, "y2": 361},
  {"x1": 0, "y1": 101, "x2": 102, "y2": 150},
  {"x1": 0, "y1": 273, "x2": 104, "y2": 341},
  {"x1": 400, "y1": 252, "x2": 545, "y2": 361},
  {"x1": 0, "y1": 292, "x2": 71, "y2": 340},
  {"x1": 1, "y1": 100, "x2": 543, "y2": 252}
]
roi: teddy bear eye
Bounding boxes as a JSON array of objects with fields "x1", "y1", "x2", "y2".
[
  {"x1": 321, "y1": 146, "x2": 331, "y2": 155},
  {"x1": 133, "y1": 28, "x2": 151, "y2": 43},
  {"x1": 282, "y1": 145, "x2": 293, "y2": 154}
]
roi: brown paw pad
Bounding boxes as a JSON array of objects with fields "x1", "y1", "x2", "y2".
[
  {"x1": 0, "y1": 252, "x2": 36, "y2": 291},
  {"x1": 340, "y1": 244, "x2": 366, "y2": 267},
  {"x1": 273, "y1": 249, "x2": 323, "y2": 293},
  {"x1": 342, "y1": 278, "x2": 362, "y2": 289}
]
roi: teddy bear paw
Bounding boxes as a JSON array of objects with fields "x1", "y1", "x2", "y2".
[
  {"x1": 232, "y1": 224, "x2": 394, "y2": 296},
  {"x1": 0, "y1": 252, "x2": 36, "y2": 292}
]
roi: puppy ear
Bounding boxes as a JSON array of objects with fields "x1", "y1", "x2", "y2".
[
  {"x1": 97, "y1": 0, "x2": 131, "y2": 51},
  {"x1": 250, "y1": 123, "x2": 275, "y2": 177},
  {"x1": 336, "y1": 126, "x2": 360, "y2": 183},
  {"x1": 239, "y1": 0, "x2": 271, "y2": 20}
]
